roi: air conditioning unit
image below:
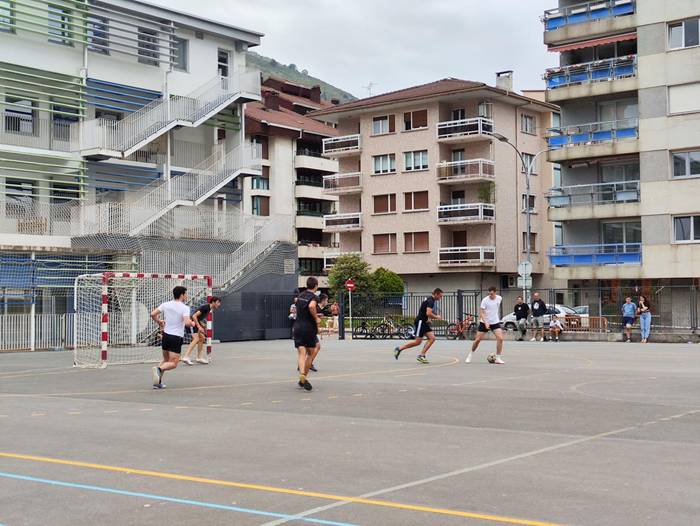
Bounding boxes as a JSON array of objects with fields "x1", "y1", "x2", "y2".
[{"x1": 500, "y1": 275, "x2": 517, "y2": 289}]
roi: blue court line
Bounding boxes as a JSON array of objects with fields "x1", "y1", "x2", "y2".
[{"x1": 0, "y1": 472, "x2": 357, "y2": 526}]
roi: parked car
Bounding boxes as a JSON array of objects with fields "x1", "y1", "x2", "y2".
[
  {"x1": 573, "y1": 306, "x2": 589, "y2": 318},
  {"x1": 501, "y1": 304, "x2": 579, "y2": 331}
]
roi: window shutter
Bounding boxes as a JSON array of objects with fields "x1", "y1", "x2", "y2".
[
  {"x1": 374, "y1": 194, "x2": 388, "y2": 214},
  {"x1": 404, "y1": 233, "x2": 414, "y2": 252},
  {"x1": 413, "y1": 109, "x2": 428, "y2": 128},
  {"x1": 388, "y1": 114, "x2": 395, "y2": 133},
  {"x1": 414, "y1": 232, "x2": 429, "y2": 252},
  {"x1": 389, "y1": 194, "x2": 396, "y2": 212},
  {"x1": 374, "y1": 234, "x2": 389, "y2": 253},
  {"x1": 404, "y1": 192, "x2": 413, "y2": 210},
  {"x1": 389, "y1": 234, "x2": 397, "y2": 252},
  {"x1": 260, "y1": 196, "x2": 270, "y2": 216},
  {"x1": 414, "y1": 191, "x2": 429, "y2": 210}
]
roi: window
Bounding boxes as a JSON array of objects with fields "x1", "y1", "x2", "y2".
[
  {"x1": 553, "y1": 164, "x2": 561, "y2": 187},
  {"x1": 404, "y1": 150, "x2": 428, "y2": 171},
  {"x1": 674, "y1": 216, "x2": 700, "y2": 242},
  {"x1": 450, "y1": 108, "x2": 465, "y2": 121},
  {"x1": 373, "y1": 194, "x2": 396, "y2": 214},
  {"x1": 5, "y1": 179, "x2": 35, "y2": 218},
  {"x1": 554, "y1": 222, "x2": 563, "y2": 246},
  {"x1": 478, "y1": 101, "x2": 492, "y2": 119},
  {"x1": 373, "y1": 233, "x2": 397, "y2": 254},
  {"x1": 673, "y1": 150, "x2": 700, "y2": 178},
  {"x1": 87, "y1": 15, "x2": 108, "y2": 54},
  {"x1": 252, "y1": 195, "x2": 270, "y2": 216},
  {"x1": 404, "y1": 190, "x2": 429, "y2": 211},
  {"x1": 602, "y1": 221, "x2": 641, "y2": 245},
  {"x1": 137, "y1": 27, "x2": 159, "y2": 66},
  {"x1": 173, "y1": 37, "x2": 188, "y2": 71},
  {"x1": 522, "y1": 232, "x2": 538, "y2": 253},
  {"x1": 251, "y1": 176, "x2": 269, "y2": 190},
  {"x1": 5, "y1": 96, "x2": 34, "y2": 133},
  {"x1": 451, "y1": 190, "x2": 465, "y2": 204},
  {"x1": 51, "y1": 182, "x2": 80, "y2": 202},
  {"x1": 95, "y1": 109, "x2": 122, "y2": 121},
  {"x1": 218, "y1": 48, "x2": 230, "y2": 77},
  {"x1": 299, "y1": 258, "x2": 324, "y2": 276},
  {"x1": 669, "y1": 18, "x2": 700, "y2": 50},
  {"x1": 52, "y1": 103, "x2": 79, "y2": 141},
  {"x1": 669, "y1": 83, "x2": 700, "y2": 114},
  {"x1": 372, "y1": 115, "x2": 395, "y2": 135},
  {"x1": 0, "y1": 0, "x2": 15, "y2": 33},
  {"x1": 552, "y1": 112, "x2": 561, "y2": 128},
  {"x1": 404, "y1": 231, "x2": 429, "y2": 253},
  {"x1": 403, "y1": 109, "x2": 428, "y2": 131},
  {"x1": 521, "y1": 194, "x2": 536, "y2": 213},
  {"x1": 521, "y1": 153, "x2": 537, "y2": 174},
  {"x1": 48, "y1": 4, "x2": 72, "y2": 46},
  {"x1": 373, "y1": 154, "x2": 396, "y2": 174},
  {"x1": 520, "y1": 114, "x2": 536, "y2": 134}
]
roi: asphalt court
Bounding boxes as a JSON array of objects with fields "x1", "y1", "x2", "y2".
[{"x1": 1, "y1": 338, "x2": 699, "y2": 525}]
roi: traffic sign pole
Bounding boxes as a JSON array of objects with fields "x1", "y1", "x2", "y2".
[{"x1": 345, "y1": 279, "x2": 356, "y2": 338}]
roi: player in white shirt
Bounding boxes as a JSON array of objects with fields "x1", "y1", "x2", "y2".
[
  {"x1": 149, "y1": 285, "x2": 195, "y2": 388},
  {"x1": 465, "y1": 286, "x2": 505, "y2": 364}
]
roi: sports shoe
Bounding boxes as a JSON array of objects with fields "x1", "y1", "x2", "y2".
[
  {"x1": 298, "y1": 375, "x2": 313, "y2": 391},
  {"x1": 417, "y1": 355, "x2": 429, "y2": 364},
  {"x1": 153, "y1": 383, "x2": 166, "y2": 389},
  {"x1": 530, "y1": 337, "x2": 536, "y2": 342},
  {"x1": 626, "y1": 338, "x2": 631, "y2": 343},
  {"x1": 494, "y1": 357, "x2": 505, "y2": 365},
  {"x1": 465, "y1": 352, "x2": 474, "y2": 364},
  {"x1": 182, "y1": 357, "x2": 194, "y2": 365},
  {"x1": 538, "y1": 338, "x2": 544, "y2": 342},
  {"x1": 196, "y1": 358, "x2": 210, "y2": 364},
  {"x1": 516, "y1": 337, "x2": 523, "y2": 342},
  {"x1": 152, "y1": 366, "x2": 162, "y2": 386},
  {"x1": 394, "y1": 346, "x2": 402, "y2": 360},
  {"x1": 309, "y1": 364, "x2": 318, "y2": 372}
]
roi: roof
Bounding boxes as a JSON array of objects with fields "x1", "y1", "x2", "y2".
[
  {"x1": 262, "y1": 87, "x2": 335, "y2": 111},
  {"x1": 245, "y1": 102, "x2": 338, "y2": 138},
  {"x1": 100, "y1": 0, "x2": 263, "y2": 46},
  {"x1": 310, "y1": 78, "x2": 559, "y2": 117}
]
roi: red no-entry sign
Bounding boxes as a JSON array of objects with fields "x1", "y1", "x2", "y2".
[{"x1": 345, "y1": 279, "x2": 356, "y2": 292}]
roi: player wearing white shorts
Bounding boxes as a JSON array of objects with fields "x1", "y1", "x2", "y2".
[{"x1": 466, "y1": 286, "x2": 505, "y2": 364}]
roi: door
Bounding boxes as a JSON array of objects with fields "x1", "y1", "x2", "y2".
[{"x1": 453, "y1": 230, "x2": 467, "y2": 247}]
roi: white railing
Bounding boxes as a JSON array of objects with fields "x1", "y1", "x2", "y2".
[
  {"x1": 172, "y1": 140, "x2": 210, "y2": 168},
  {"x1": 438, "y1": 246, "x2": 496, "y2": 266},
  {"x1": 0, "y1": 313, "x2": 75, "y2": 351},
  {"x1": 79, "y1": 70, "x2": 261, "y2": 156},
  {"x1": 437, "y1": 203, "x2": 496, "y2": 223},
  {"x1": 437, "y1": 159, "x2": 495, "y2": 182},
  {"x1": 0, "y1": 113, "x2": 79, "y2": 152},
  {"x1": 437, "y1": 117, "x2": 494, "y2": 140},
  {"x1": 547, "y1": 180, "x2": 640, "y2": 207},
  {"x1": 322, "y1": 134, "x2": 361, "y2": 155},
  {"x1": 323, "y1": 251, "x2": 362, "y2": 269},
  {"x1": 322, "y1": 172, "x2": 362, "y2": 193},
  {"x1": 323, "y1": 212, "x2": 362, "y2": 231},
  {"x1": 0, "y1": 198, "x2": 76, "y2": 236}
]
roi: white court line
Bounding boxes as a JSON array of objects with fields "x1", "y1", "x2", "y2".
[{"x1": 260, "y1": 408, "x2": 700, "y2": 526}]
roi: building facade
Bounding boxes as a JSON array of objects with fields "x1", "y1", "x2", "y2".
[
  {"x1": 543, "y1": 0, "x2": 700, "y2": 293},
  {"x1": 244, "y1": 77, "x2": 339, "y2": 289},
  {"x1": 312, "y1": 76, "x2": 559, "y2": 292}
]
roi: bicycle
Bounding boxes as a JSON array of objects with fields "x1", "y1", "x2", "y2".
[
  {"x1": 352, "y1": 320, "x2": 376, "y2": 339},
  {"x1": 373, "y1": 315, "x2": 414, "y2": 340},
  {"x1": 446, "y1": 314, "x2": 477, "y2": 340}
]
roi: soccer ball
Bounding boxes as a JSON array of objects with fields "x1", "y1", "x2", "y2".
[{"x1": 487, "y1": 353, "x2": 497, "y2": 364}]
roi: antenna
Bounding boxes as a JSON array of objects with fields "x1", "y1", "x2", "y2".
[{"x1": 362, "y1": 81, "x2": 377, "y2": 97}]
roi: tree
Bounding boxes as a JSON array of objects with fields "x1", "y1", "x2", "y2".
[
  {"x1": 327, "y1": 254, "x2": 372, "y2": 297},
  {"x1": 288, "y1": 63, "x2": 297, "y2": 71},
  {"x1": 301, "y1": 69, "x2": 308, "y2": 75},
  {"x1": 371, "y1": 267, "x2": 404, "y2": 295}
]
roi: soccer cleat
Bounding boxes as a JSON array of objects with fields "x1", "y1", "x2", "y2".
[
  {"x1": 394, "y1": 346, "x2": 402, "y2": 360},
  {"x1": 153, "y1": 383, "x2": 166, "y2": 389},
  {"x1": 152, "y1": 366, "x2": 162, "y2": 386},
  {"x1": 417, "y1": 355, "x2": 429, "y2": 364},
  {"x1": 182, "y1": 357, "x2": 194, "y2": 365},
  {"x1": 530, "y1": 337, "x2": 536, "y2": 342},
  {"x1": 309, "y1": 364, "x2": 318, "y2": 372},
  {"x1": 196, "y1": 358, "x2": 210, "y2": 364},
  {"x1": 494, "y1": 357, "x2": 505, "y2": 365},
  {"x1": 465, "y1": 352, "x2": 473, "y2": 364}
]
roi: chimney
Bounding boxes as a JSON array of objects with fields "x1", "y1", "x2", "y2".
[
  {"x1": 331, "y1": 98, "x2": 340, "y2": 105},
  {"x1": 262, "y1": 90, "x2": 280, "y2": 111},
  {"x1": 309, "y1": 85, "x2": 321, "y2": 103},
  {"x1": 496, "y1": 70, "x2": 513, "y2": 92}
]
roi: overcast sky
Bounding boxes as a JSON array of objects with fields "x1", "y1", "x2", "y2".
[{"x1": 153, "y1": 0, "x2": 558, "y2": 98}]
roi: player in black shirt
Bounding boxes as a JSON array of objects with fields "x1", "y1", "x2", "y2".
[
  {"x1": 182, "y1": 297, "x2": 222, "y2": 365},
  {"x1": 513, "y1": 296, "x2": 530, "y2": 341},
  {"x1": 293, "y1": 276, "x2": 321, "y2": 391},
  {"x1": 394, "y1": 288, "x2": 443, "y2": 364}
]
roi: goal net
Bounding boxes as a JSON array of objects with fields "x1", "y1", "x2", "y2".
[{"x1": 73, "y1": 272, "x2": 212, "y2": 368}]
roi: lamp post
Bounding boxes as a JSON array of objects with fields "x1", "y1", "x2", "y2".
[{"x1": 492, "y1": 132, "x2": 552, "y2": 298}]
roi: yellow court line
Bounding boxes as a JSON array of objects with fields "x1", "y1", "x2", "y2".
[{"x1": 0, "y1": 451, "x2": 562, "y2": 526}]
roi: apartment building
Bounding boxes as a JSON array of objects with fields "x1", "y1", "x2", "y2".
[
  {"x1": 312, "y1": 76, "x2": 559, "y2": 292},
  {"x1": 542, "y1": 0, "x2": 700, "y2": 292},
  {"x1": 244, "y1": 77, "x2": 339, "y2": 289}
]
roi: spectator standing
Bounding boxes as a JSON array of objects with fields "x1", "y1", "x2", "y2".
[
  {"x1": 638, "y1": 295, "x2": 652, "y2": 343},
  {"x1": 621, "y1": 296, "x2": 637, "y2": 343},
  {"x1": 530, "y1": 292, "x2": 548, "y2": 342}
]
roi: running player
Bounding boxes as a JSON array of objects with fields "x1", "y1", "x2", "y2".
[
  {"x1": 465, "y1": 286, "x2": 505, "y2": 364},
  {"x1": 308, "y1": 293, "x2": 328, "y2": 373},
  {"x1": 182, "y1": 296, "x2": 222, "y2": 365},
  {"x1": 150, "y1": 286, "x2": 195, "y2": 388},
  {"x1": 293, "y1": 277, "x2": 321, "y2": 391},
  {"x1": 393, "y1": 288, "x2": 444, "y2": 364}
]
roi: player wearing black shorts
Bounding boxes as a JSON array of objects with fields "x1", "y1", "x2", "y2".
[
  {"x1": 466, "y1": 286, "x2": 505, "y2": 364},
  {"x1": 293, "y1": 276, "x2": 321, "y2": 391},
  {"x1": 182, "y1": 297, "x2": 222, "y2": 365},
  {"x1": 393, "y1": 288, "x2": 444, "y2": 364}
]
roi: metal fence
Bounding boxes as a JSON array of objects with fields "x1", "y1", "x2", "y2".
[{"x1": 0, "y1": 313, "x2": 75, "y2": 351}]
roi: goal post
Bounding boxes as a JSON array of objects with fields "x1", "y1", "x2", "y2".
[{"x1": 73, "y1": 272, "x2": 213, "y2": 368}]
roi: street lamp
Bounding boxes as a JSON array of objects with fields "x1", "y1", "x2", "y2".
[{"x1": 492, "y1": 132, "x2": 553, "y2": 297}]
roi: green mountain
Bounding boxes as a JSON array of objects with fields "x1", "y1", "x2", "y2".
[{"x1": 246, "y1": 51, "x2": 356, "y2": 103}]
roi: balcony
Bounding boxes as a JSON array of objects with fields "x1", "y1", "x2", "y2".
[
  {"x1": 438, "y1": 246, "x2": 496, "y2": 267},
  {"x1": 322, "y1": 172, "x2": 362, "y2": 195},
  {"x1": 322, "y1": 134, "x2": 361, "y2": 157},
  {"x1": 437, "y1": 117, "x2": 494, "y2": 144},
  {"x1": 543, "y1": 0, "x2": 636, "y2": 46},
  {"x1": 323, "y1": 212, "x2": 362, "y2": 232},
  {"x1": 549, "y1": 243, "x2": 641, "y2": 266},
  {"x1": 296, "y1": 210, "x2": 327, "y2": 229},
  {"x1": 547, "y1": 118, "x2": 639, "y2": 162},
  {"x1": 324, "y1": 251, "x2": 363, "y2": 269},
  {"x1": 437, "y1": 203, "x2": 495, "y2": 225},
  {"x1": 544, "y1": 56, "x2": 637, "y2": 103},
  {"x1": 296, "y1": 148, "x2": 337, "y2": 172},
  {"x1": 0, "y1": 113, "x2": 78, "y2": 153},
  {"x1": 436, "y1": 159, "x2": 495, "y2": 184},
  {"x1": 547, "y1": 181, "x2": 640, "y2": 221}
]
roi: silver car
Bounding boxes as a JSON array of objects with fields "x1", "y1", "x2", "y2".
[{"x1": 501, "y1": 304, "x2": 579, "y2": 331}]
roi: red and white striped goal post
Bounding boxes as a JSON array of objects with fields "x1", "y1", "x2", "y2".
[{"x1": 98, "y1": 272, "x2": 214, "y2": 364}]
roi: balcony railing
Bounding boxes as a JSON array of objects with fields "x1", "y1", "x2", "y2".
[
  {"x1": 543, "y1": 0, "x2": 635, "y2": 31},
  {"x1": 547, "y1": 118, "x2": 638, "y2": 148},
  {"x1": 437, "y1": 117, "x2": 494, "y2": 140},
  {"x1": 322, "y1": 172, "x2": 362, "y2": 194},
  {"x1": 549, "y1": 243, "x2": 642, "y2": 266},
  {"x1": 296, "y1": 148, "x2": 323, "y2": 157},
  {"x1": 296, "y1": 178, "x2": 323, "y2": 187},
  {"x1": 547, "y1": 181, "x2": 640, "y2": 207},
  {"x1": 324, "y1": 251, "x2": 362, "y2": 269},
  {"x1": 323, "y1": 212, "x2": 362, "y2": 231},
  {"x1": 297, "y1": 210, "x2": 328, "y2": 217},
  {"x1": 0, "y1": 113, "x2": 78, "y2": 152},
  {"x1": 439, "y1": 246, "x2": 496, "y2": 266},
  {"x1": 437, "y1": 203, "x2": 495, "y2": 223},
  {"x1": 436, "y1": 159, "x2": 495, "y2": 183},
  {"x1": 545, "y1": 56, "x2": 637, "y2": 90},
  {"x1": 322, "y1": 134, "x2": 361, "y2": 156}
]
